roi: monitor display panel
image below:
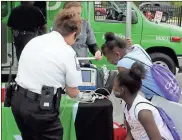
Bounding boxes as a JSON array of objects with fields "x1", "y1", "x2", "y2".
[{"x1": 81, "y1": 70, "x2": 91, "y2": 82}]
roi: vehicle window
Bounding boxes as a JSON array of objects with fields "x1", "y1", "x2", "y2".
[
  {"x1": 146, "y1": 4, "x2": 151, "y2": 7},
  {"x1": 94, "y1": 1, "x2": 127, "y2": 22},
  {"x1": 154, "y1": 4, "x2": 160, "y2": 7},
  {"x1": 1, "y1": 1, "x2": 8, "y2": 17},
  {"x1": 139, "y1": 3, "x2": 151, "y2": 10}
]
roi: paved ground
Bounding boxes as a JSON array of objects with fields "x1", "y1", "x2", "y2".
[
  {"x1": 110, "y1": 71, "x2": 182, "y2": 124},
  {"x1": 176, "y1": 69, "x2": 182, "y2": 103},
  {"x1": 177, "y1": 74, "x2": 182, "y2": 104},
  {"x1": 177, "y1": 73, "x2": 182, "y2": 88}
]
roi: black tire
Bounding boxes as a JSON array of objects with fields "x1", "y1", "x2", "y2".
[{"x1": 150, "y1": 52, "x2": 176, "y2": 74}]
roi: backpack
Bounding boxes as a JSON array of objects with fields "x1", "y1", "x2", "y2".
[
  {"x1": 124, "y1": 47, "x2": 181, "y2": 103},
  {"x1": 134, "y1": 102, "x2": 181, "y2": 140}
]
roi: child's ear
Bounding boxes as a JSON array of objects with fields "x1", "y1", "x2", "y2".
[
  {"x1": 73, "y1": 32, "x2": 77, "y2": 40},
  {"x1": 116, "y1": 51, "x2": 120, "y2": 56},
  {"x1": 120, "y1": 87, "x2": 124, "y2": 94}
]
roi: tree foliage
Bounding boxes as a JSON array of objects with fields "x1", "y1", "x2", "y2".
[{"x1": 170, "y1": 1, "x2": 182, "y2": 6}]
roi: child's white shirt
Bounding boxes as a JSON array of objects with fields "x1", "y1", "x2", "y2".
[{"x1": 124, "y1": 94, "x2": 174, "y2": 140}]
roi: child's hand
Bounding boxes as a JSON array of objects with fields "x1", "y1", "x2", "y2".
[
  {"x1": 95, "y1": 50, "x2": 102, "y2": 60},
  {"x1": 126, "y1": 38, "x2": 132, "y2": 48}
]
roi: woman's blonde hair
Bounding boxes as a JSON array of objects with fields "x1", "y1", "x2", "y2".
[
  {"x1": 63, "y1": 2, "x2": 82, "y2": 9},
  {"x1": 54, "y1": 9, "x2": 82, "y2": 37}
]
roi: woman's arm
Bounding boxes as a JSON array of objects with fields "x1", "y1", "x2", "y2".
[
  {"x1": 87, "y1": 43, "x2": 99, "y2": 55},
  {"x1": 66, "y1": 86, "x2": 80, "y2": 98},
  {"x1": 138, "y1": 110, "x2": 162, "y2": 140},
  {"x1": 85, "y1": 20, "x2": 102, "y2": 60}
]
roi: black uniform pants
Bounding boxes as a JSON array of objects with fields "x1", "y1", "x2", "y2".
[
  {"x1": 14, "y1": 34, "x2": 35, "y2": 61},
  {"x1": 11, "y1": 88, "x2": 63, "y2": 140}
]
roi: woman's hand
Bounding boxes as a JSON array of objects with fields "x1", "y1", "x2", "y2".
[{"x1": 94, "y1": 50, "x2": 102, "y2": 60}]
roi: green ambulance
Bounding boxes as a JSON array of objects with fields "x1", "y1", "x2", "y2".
[
  {"x1": 1, "y1": 1, "x2": 182, "y2": 79},
  {"x1": 1, "y1": 1, "x2": 182, "y2": 140}
]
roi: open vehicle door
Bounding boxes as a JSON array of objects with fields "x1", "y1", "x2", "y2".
[
  {"x1": 1, "y1": 1, "x2": 15, "y2": 68},
  {"x1": 110, "y1": 1, "x2": 133, "y2": 39}
]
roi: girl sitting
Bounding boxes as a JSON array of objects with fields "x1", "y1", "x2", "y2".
[{"x1": 113, "y1": 62, "x2": 174, "y2": 140}]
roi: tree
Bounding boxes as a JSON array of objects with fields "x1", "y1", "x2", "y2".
[{"x1": 170, "y1": 1, "x2": 182, "y2": 6}]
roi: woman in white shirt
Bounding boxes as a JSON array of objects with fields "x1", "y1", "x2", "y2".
[{"x1": 113, "y1": 62, "x2": 174, "y2": 140}]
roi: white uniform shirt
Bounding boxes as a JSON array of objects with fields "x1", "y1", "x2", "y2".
[
  {"x1": 16, "y1": 31, "x2": 82, "y2": 94},
  {"x1": 124, "y1": 94, "x2": 174, "y2": 140}
]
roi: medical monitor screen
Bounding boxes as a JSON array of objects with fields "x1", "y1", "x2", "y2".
[{"x1": 81, "y1": 70, "x2": 91, "y2": 82}]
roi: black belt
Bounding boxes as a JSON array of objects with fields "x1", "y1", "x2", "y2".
[
  {"x1": 19, "y1": 31, "x2": 37, "y2": 35},
  {"x1": 17, "y1": 85, "x2": 64, "y2": 101},
  {"x1": 17, "y1": 85, "x2": 41, "y2": 101},
  {"x1": 13, "y1": 30, "x2": 37, "y2": 37}
]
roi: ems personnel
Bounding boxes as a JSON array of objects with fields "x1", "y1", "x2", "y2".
[
  {"x1": 11, "y1": 9, "x2": 82, "y2": 140},
  {"x1": 51, "y1": 2, "x2": 102, "y2": 64},
  {"x1": 7, "y1": 1, "x2": 47, "y2": 61}
]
